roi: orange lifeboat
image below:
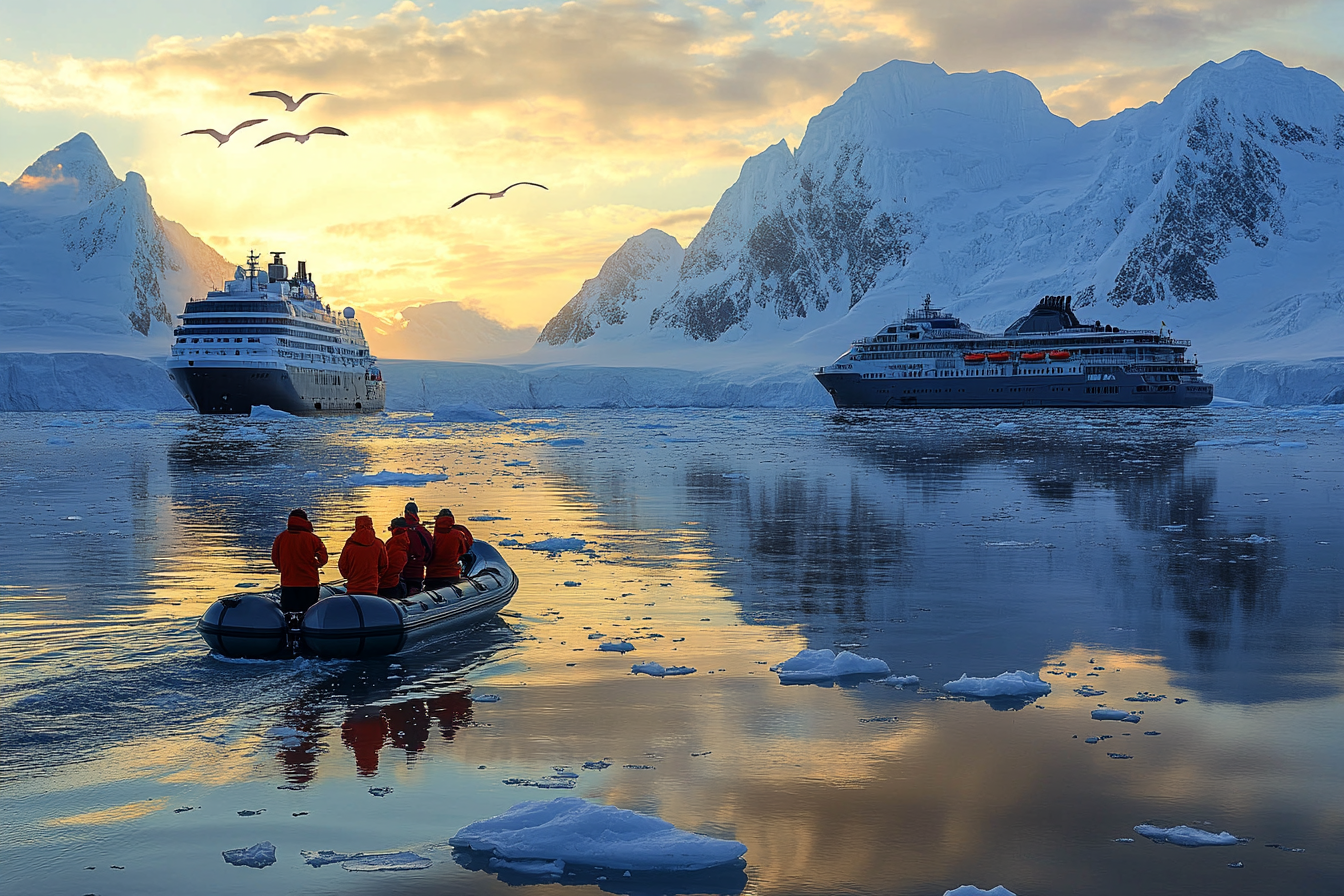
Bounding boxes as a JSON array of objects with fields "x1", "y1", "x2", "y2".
[
  {"x1": 1049, "y1": 350, "x2": 1071, "y2": 360},
  {"x1": 986, "y1": 351, "x2": 1012, "y2": 362},
  {"x1": 963, "y1": 352, "x2": 986, "y2": 363},
  {"x1": 1021, "y1": 351, "x2": 1047, "y2": 362}
]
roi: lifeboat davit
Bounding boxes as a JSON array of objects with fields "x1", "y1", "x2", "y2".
[
  {"x1": 963, "y1": 353, "x2": 986, "y2": 363},
  {"x1": 1021, "y1": 351, "x2": 1047, "y2": 362},
  {"x1": 198, "y1": 541, "x2": 519, "y2": 658},
  {"x1": 1049, "y1": 350, "x2": 1071, "y2": 360},
  {"x1": 987, "y1": 351, "x2": 1012, "y2": 362}
]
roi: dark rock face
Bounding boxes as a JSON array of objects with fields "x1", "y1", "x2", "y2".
[
  {"x1": 658, "y1": 144, "x2": 917, "y2": 342},
  {"x1": 1109, "y1": 98, "x2": 1286, "y2": 307}
]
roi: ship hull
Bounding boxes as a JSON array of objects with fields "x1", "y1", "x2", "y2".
[
  {"x1": 816, "y1": 371, "x2": 1213, "y2": 409},
  {"x1": 167, "y1": 361, "x2": 385, "y2": 415}
]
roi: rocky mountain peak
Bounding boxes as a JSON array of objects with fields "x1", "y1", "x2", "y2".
[{"x1": 18, "y1": 132, "x2": 122, "y2": 204}]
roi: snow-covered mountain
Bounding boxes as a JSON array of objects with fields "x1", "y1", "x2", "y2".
[
  {"x1": 532, "y1": 51, "x2": 1344, "y2": 366},
  {"x1": 367, "y1": 300, "x2": 540, "y2": 361},
  {"x1": 0, "y1": 133, "x2": 235, "y2": 357}
]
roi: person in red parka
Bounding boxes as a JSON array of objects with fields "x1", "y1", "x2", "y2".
[
  {"x1": 424, "y1": 508, "x2": 471, "y2": 590},
  {"x1": 401, "y1": 501, "x2": 435, "y2": 594},
  {"x1": 338, "y1": 515, "x2": 388, "y2": 596},
  {"x1": 272, "y1": 508, "x2": 329, "y2": 613},
  {"x1": 380, "y1": 517, "x2": 410, "y2": 600}
]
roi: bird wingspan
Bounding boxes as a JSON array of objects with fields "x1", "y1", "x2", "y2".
[
  {"x1": 306, "y1": 126, "x2": 349, "y2": 137},
  {"x1": 182, "y1": 129, "x2": 227, "y2": 141},
  {"x1": 255, "y1": 132, "x2": 300, "y2": 147},
  {"x1": 296, "y1": 92, "x2": 333, "y2": 106},
  {"x1": 450, "y1": 193, "x2": 491, "y2": 208},
  {"x1": 226, "y1": 119, "x2": 268, "y2": 137},
  {"x1": 503, "y1": 182, "x2": 549, "y2": 192},
  {"x1": 250, "y1": 90, "x2": 296, "y2": 108}
]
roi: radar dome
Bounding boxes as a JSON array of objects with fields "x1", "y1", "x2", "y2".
[{"x1": 343, "y1": 307, "x2": 356, "y2": 319}]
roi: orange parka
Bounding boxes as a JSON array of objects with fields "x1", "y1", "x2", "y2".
[
  {"x1": 402, "y1": 511, "x2": 434, "y2": 581},
  {"x1": 272, "y1": 514, "x2": 329, "y2": 587},
  {"x1": 425, "y1": 514, "x2": 471, "y2": 580},
  {"x1": 381, "y1": 525, "x2": 410, "y2": 591},
  {"x1": 338, "y1": 516, "x2": 389, "y2": 595}
]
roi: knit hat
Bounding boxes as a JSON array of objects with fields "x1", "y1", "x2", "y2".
[
  {"x1": 390, "y1": 516, "x2": 406, "y2": 529},
  {"x1": 436, "y1": 508, "x2": 454, "y2": 519},
  {"x1": 289, "y1": 508, "x2": 308, "y2": 520},
  {"x1": 404, "y1": 501, "x2": 418, "y2": 514}
]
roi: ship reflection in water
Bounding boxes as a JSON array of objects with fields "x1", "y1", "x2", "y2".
[{"x1": 2, "y1": 407, "x2": 1342, "y2": 896}]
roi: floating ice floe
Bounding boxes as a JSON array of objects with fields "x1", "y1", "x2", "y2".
[
  {"x1": 523, "y1": 537, "x2": 587, "y2": 553},
  {"x1": 1234, "y1": 534, "x2": 1274, "y2": 544},
  {"x1": 943, "y1": 671, "x2": 1051, "y2": 698},
  {"x1": 770, "y1": 649, "x2": 890, "y2": 683},
  {"x1": 347, "y1": 470, "x2": 448, "y2": 486},
  {"x1": 470, "y1": 694, "x2": 501, "y2": 703},
  {"x1": 631, "y1": 662, "x2": 695, "y2": 676},
  {"x1": 993, "y1": 422, "x2": 1018, "y2": 430},
  {"x1": 434, "y1": 401, "x2": 507, "y2": 422},
  {"x1": 344, "y1": 851, "x2": 433, "y2": 871},
  {"x1": 449, "y1": 797, "x2": 747, "y2": 871},
  {"x1": 469, "y1": 515, "x2": 510, "y2": 521},
  {"x1": 880, "y1": 674, "x2": 920, "y2": 687},
  {"x1": 1134, "y1": 825, "x2": 1240, "y2": 847},
  {"x1": 249, "y1": 405, "x2": 295, "y2": 419},
  {"x1": 600, "y1": 641, "x2": 634, "y2": 653},
  {"x1": 222, "y1": 841, "x2": 276, "y2": 868},
  {"x1": 944, "y1": 887, "x2": 1017, "y2": 896},
  {"x1": 1092, "y1": 708, "x2": 1142, "y2": 722},
  {"x1": 46, "y1": 437, "x2": 74, "y2": 445}
]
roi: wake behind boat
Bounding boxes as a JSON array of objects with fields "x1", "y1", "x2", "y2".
[
  {"x1": 166, "y1": 250, "x2": 386, "y2": 415},
  {"x1": 198, "y1": 541, "x2": 518, "y2": 658},
  {"x1": 815, "y1": 295, "x2": 1214, "y2": 409}
]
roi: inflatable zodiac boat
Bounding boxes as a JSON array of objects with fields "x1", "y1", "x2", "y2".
[{"x1": 198, "y1": 541, "x2": 518, "y2": 658}]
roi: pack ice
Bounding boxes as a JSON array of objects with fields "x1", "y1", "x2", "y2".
[{"x1": 449, "y1": 797, "x2": 747, "y2": 871}]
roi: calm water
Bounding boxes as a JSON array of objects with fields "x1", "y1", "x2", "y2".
[{"x1": 2, "y1": 406, "x2": 1342, "y2": 896}]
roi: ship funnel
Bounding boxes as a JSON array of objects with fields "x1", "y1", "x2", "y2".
[
  {"x1": 268, "y1": 250, "x2": 288, "y2": 282},
  {"x1": 297, "y1": 260, "x2": 307, "y2": 281}
]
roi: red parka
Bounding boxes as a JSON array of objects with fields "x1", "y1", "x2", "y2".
[
  {"x1": 402, "y1": 511, "x2": 434, "y2": 581},
  {"x1": 425, "y1": 514, "x2": 470, "y2": 580},
  {"x1": 381, "y1": 525, "x2": 410, "y2": 591},
  {"x1": 338, "y1": 515, "x2": 388, "y2": 595},
  {"x1": 272, "y1": 514, "x2": 329, "y2": 587}
]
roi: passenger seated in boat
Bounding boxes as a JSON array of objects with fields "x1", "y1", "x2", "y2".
[
  {"x1": 401, "y1": 501, "x2": 435, "y2": 594},
  {"x1": 271, "y1": 508, "x2": 329, "y2": 613},
  {"x1": 338, "y1": 515, "x2": 388, "y2": 596},
  {"x1": 423, "y1": 508, "x2": 472, "y2": 590},
  {"x1": 380, "y1": 517, "x2": 410, "y2": 600}
]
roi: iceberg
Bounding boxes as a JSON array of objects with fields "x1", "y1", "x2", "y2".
[
  {"x1": 222, "y1": 841, "x2": 276, "y2": 868},
  {"x1": 943, "y1": 671, "x2": 1051, "y2": 698},
  {"x1": 249, "y1": 404, "x2": 295, "y2": 419},
  {"x1": 770, "y1": 648, "x2": 891, "y2": 683},
  {"x1": 449, "y1": 797, "x2": 747, "y2": 871},
  {"x1": 1134, "y1": 824, "x2": 1240, "y2": 847}
]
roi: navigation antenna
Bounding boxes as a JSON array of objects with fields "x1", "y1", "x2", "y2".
[{"x1": 246, "y1": 250, "x2": 260, "y2": 293}]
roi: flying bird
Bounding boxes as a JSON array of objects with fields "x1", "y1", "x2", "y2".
[
  {"x1": 255, "y1": 126, "x2": 349, "y2": 147},
  {"x1": 450, "y1": 182, "x2": 549, "y2": 208},
  {"x1": 181, "y1": 119, "x2": 268, "y2": 146},
  {"x1": 249, "y1": 90, "x2": 332, "y2": 111}
]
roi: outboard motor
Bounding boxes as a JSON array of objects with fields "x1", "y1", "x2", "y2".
[{"x1": 198, "y1": 593, "x2": 287, "y2": 658}]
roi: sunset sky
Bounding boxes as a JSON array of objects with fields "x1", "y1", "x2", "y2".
[{"x1": 3, "y1": 0, "x2": 1342, "y2": 330}]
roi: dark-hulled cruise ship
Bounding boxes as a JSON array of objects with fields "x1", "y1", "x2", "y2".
[
  {"x1": 166, "y1": 251, "x2": 386, "y2": 415},
  {"x1": 815, "y1": 295, "x2": 1213, "y2": 409}
]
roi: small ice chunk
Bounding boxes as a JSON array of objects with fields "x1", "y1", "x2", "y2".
[
  {"x1": 993, "y1": 422, "x2": 1018, "y2": 430},
  {"x1": 600, "y1": 641, "x2": 634, "y2": 653},
  {"x1": 943, "y1": 671, "x2": 1051, "y2": 698},
  {"x1": 563, "y1": 581, "x2": 581, "y2": 587},
  {"x1": 46, "y1": 437, "x2": 74, "y2": 445},
  {"x1": 489, "y1": 857, "x2": 565, "y2": 875},
  {"x1": 631, "y1": 662, "x2": 695, "y2": 677},
  {"x1": 524, "y1": 537, "x2": 587, "y2": 553},
  {"x1": 469, "y1": 515, "x2": 510, "y2": 521},
  {"x1": 880, "y1": 674, "x2": 920, "y2": 687},
  {"x1": 342, "y1": 851, "x2": 433, "y2": 871},
  {"x1": 347, "y1": 470, "x2": 448, "y2": 486},
  {"x1": 1092, "y1": 709, "x2": 1141, "y2": 723},
  {"x1": 771, "y1": 649, "x2": 890, "y2": 683},
  {"x1": 943, "y1": 887, "x2": 1017, "y2": 896},
  {"x1": 302, "y1": 849, "x2": 355, "y2": 867},
  {"x1": 222, "y1": 841, "x2": 276, "y2": 868},
  {"x1": 471, "y1": 694, "x2": 502, "y2": 703},
  {"x1": 368, "y1": 786, "x2": 393, "y2": 796},
  {"x1": 249, "y1": 405, "x2": 295, "y2": 419},
  {"x1": 1134, "y1": 825, "x2": 1240, "y2": 847},
  {"x1": 450, "y1": 796, "x2": 746, "y2": 871}
]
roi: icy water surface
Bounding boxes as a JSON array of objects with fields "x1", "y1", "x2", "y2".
[{"x1": 2, "y1": 406, "x2": 1342, "y2": 896}]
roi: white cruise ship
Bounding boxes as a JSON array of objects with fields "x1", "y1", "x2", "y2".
[
  {"x1": 815, "y1": 295, "x2": 1213, "y2": 409},
  {"x1": 166, "y1": 251, "x2": 386, "y2": 415}
]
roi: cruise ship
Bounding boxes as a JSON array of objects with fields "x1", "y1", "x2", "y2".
[
  {"x1": 166, "y1": 251, "x2": 386, "y2": 415},
  {"x1": 815, "y1": 295, "x2": 1213, "y2": 409}
]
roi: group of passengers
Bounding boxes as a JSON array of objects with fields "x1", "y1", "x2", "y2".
[{"x1": 270, "y1": 501, "x2": 474, "y2": 613}]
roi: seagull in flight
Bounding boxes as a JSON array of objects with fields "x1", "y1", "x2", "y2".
[
  {"x1": 181, "y1": 119, "x2": 268, "y2": 146},
  {"x1": 255, "y1": 127, "x2": 349, "y2": 147},
  {"x1": 450, "y1": 182, "x2": 549, "y2": 208},
  {"x1": 249, "y1": 90, "x2": 332, "y2": 111}
]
